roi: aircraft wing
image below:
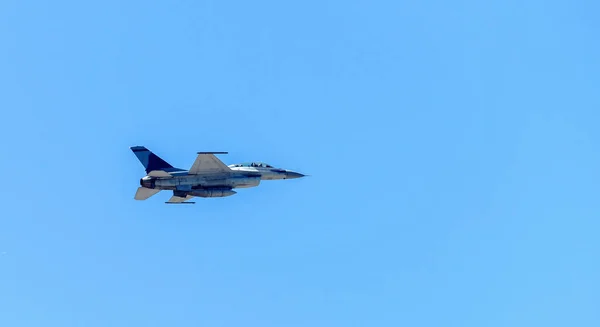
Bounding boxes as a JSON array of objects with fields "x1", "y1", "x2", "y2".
[
  {"x1": 188, "y1": 152, "x2": 231, "y2": 174},
  {"x1": 134, "y1": 187, "x2": 161, "y2": 200}
]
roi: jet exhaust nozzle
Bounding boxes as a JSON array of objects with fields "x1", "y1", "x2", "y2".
[{"x1": 140, "y1": 177, "x2": 155, "y2": 188}]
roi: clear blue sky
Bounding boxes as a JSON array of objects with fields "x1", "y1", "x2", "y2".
[{"x1": 1, "y1": 1, "x2": 599, "y2": 326}]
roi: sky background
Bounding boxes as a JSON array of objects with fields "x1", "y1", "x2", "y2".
[{"x1": 1, "y1": 0, "x2": 599, "y2": 326}]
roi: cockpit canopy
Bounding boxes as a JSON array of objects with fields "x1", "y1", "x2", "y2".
[{"x1": 229, "y1": 162, "x2": 274, "y2": 168}]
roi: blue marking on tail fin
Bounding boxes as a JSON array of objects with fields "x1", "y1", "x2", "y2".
[{"x1": 130, "y1": 146, "x2": 182, "y2": 174}]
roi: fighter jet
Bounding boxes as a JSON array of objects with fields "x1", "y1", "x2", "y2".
[{"x1": 130, "y1": 146, "x2": 305, "y2": 204}]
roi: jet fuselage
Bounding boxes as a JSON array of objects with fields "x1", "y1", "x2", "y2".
[{"x1": 140, "y1": 167, "x2": 302, "y2": 193}]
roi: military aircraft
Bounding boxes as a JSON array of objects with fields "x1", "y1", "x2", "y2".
[{"x1": 131, "y1": 146, "x2": 305, "y2": 204}]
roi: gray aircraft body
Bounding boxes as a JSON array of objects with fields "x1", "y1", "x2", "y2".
[{"x1": 131, "y1": 146, "x2": 305, "y2": 204}]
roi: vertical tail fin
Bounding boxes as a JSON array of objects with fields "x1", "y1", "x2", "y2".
[{"x1": 130, "y1": 146, "x2": 177, "y2": 174}]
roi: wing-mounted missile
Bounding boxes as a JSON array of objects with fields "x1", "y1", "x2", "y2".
[{"x1": 165, "y1": 201, "x2": 196, "y2": 204}]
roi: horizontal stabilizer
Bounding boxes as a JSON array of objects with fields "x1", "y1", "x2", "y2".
[{"x1": 135, "y1": 187, "x2": 161, "y2": 200}]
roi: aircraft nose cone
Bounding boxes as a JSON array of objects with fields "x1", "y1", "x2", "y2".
[{"x1": 285, "y1": 171, "x2": 305, "y2": 179}]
